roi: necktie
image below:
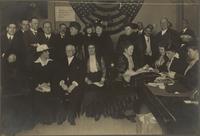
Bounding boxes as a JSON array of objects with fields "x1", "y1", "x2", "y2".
[
  {"x1": 8, "y1": 36, "x2": 12, "y2": 44},
  {"x1": 46, "y1": 36, "x2": 49, "y2": 40}
]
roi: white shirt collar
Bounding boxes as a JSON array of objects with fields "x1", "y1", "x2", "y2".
[
  {"x1": 21, "y1": 29, "x2": 25, "y2": 33},
  {"x1": 183, "y1": 28, "x2": 187, "y2": 33},
  {"x1": 139, "y1": 29, "x2": 143, "y2": 33},
  {"x1": 30, "y1": 28, "x2": 37, "y2": 34},
  {"x1": 144, "y1": 35, "x2": 150, "y2": 40},
  {"x1": 60, "y1": 33, "x2": 65, "y2": 36},
  {"x1": 45, "y1": 33, "x2": 51, "y2": 38},
  {"x1": 67, "y1": 56, "x2": 74, "y2": 65},
  {"x1": 161, "y1": 29, "x2": 168, "y2": 35},
  {"x1": 7, "y1": 33, "x2": 14, "y2": 39},
  {"x1": 174, "y1": 53, "x2": 179, "y2": 59},
  {"x1": 34, "y1": 57, "x2": 53, "y2": 66}
]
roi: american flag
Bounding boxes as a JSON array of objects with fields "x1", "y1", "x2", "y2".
[{"x1": 70, "y1": 0, "x2": 144, "y2": 34}]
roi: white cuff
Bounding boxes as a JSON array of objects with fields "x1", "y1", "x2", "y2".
[
  {"x1": 72, "y1": 81, "x2": 79, "y2": 87},
  {"x1": 101, "y1": 77, "x2": 105, "y2": 82}
]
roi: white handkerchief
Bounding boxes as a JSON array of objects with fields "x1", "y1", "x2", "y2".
[{"x1": 93, "y1": 82, "x2": 104, "y2": 87}]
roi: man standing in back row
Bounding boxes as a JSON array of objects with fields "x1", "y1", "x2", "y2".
[
  {"x1": 23, "y1": 17, "x2": 41, "y2": 69},
  {"x1": 154, "y1": 17, "x2": 180, "y2": 58}
]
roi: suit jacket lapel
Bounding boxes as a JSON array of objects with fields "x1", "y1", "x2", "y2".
[
  {"x1": 69, "y1": 57, "x2": 76, "y2": 67},
  {"x1": 142, "y1": 35, "x2": 147, "y2": 50}
]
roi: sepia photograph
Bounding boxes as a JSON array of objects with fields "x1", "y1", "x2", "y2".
[{"x1": 0, "y1": 0, "x2": 199, "y2": 135}]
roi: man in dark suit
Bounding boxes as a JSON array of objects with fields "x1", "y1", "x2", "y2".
[
  {"x1": 53, "y1": 44, "x2": 85, "y2": 125},
  {"x1": 15, "y1": 19, "x2": 30, "y2": 38},
  {"x1": 57, "y1": 23, "x2": 68, "y2": 39},
  {"x1": 54, "y1": 23, "x2": 68, "y2": 62},
  {"x1": 137, "y1": 21, "x2": 144, "y2": 35},
  {"x1": 178, "y1": 19, "x2": 196, "y2": 60},
  {"x1": 1, "y1": 23, "x2": 27, "y2": 92},
  {"x1": 1, "y1": 23, "x2": 32, "y2": 135},
  {"x1": 38, "y1": 21, "x2": 57, "y2": 59},
  {"x1": 38, "y1": 21, "x2": 57, "y2": 47},
  {"x1": 180, "y1": 19, "x2": 196, "y2": 40},
  {"x1": 155, "y1": 18, "x2": 180, "y2": 54},
  {"x1": 136, "y1": 25, "x2": 156, "y2": 68},
  {"x1": 23, "y1": 17, "x2": 41, "y2": 69}
]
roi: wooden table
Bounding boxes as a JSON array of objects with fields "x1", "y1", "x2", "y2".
[{"x1": 141, "y1": 82, "x2": 199, "y2": 135}]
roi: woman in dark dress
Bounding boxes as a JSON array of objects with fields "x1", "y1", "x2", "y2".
[
  {"x1": 154, "y1": 45, "x2": 169, "y2": 72},
  {"x1": 81, "y1": 43, "x2": 107, "y2": 121},
  {"x1": 83, "y1": 24, "x2": 95, "y2": 59},
  {"x1": 31, "y1": 44, "x2": 57, "y2": 124},
  {"x1": 106, "y1": 40, "x2": 138, "y2": 121},
  {"x1": 173, "y1": 46, "x2": 200, "y2": 90},
  {"x1": 93, "y1": 20, "x2": 114, "y2": 69}
]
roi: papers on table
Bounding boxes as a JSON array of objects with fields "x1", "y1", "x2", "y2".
[
  {"x1": 36, "y1": 83, "x2": 51, "y2": 93},
  {"x1": 147, "y1": 82, "x2": 165, "y2": 89},
  {"x1": 184, "y1": 100, "x2": 199, "y2": 105}
]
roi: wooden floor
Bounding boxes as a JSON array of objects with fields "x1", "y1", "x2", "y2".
[{"x1": 17, "y1": 114, "x2": 162, "y2": 135}]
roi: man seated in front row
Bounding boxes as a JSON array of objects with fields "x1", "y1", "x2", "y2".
[{"x1": 53, "y1": 44, "x2": 85, "y2": 125}]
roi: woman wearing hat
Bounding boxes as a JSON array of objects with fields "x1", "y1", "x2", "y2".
[
  {"x1": 93, "y1": 20, "x2": 114, "y2": 71},
  {"x1": 116, "y1": 23, "x2": 139, "y2": 55},
  {"x1": 173, "y1": 46, "x2": 200, "y2": 90},
  {"x1": 83, "y1": 24, "x2": 95, "y2": 59},
  {"x1": 31, "y1": 44, "x2": 57, "y2": 125},
  {"x1": 68, "y1": 21, "x2": 84, "y2": 60},
  {"x1": 81, "y1": 43, "x2": 107, "y2": 121}
]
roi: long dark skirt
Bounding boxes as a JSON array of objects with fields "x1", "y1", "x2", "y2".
[
  {"x1": 103, "y1": 81, "x2": 138, "y2": 118},
  {"x1": 1, "y1": 94, "x2": 34, "y2": 135},
  {"x1": 81, "y1": 84, "x2": 107, "y2": 119},
  {"x1": 33, "y1": 91, "x2": 58, "y2": 124}
]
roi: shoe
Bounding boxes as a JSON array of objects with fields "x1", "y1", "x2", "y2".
[
  {"x1": 94, "y1": 114, "x2": 100, "y2": 121},
  {"x1": 127, "y1": 116, "x2": 136, "y2": 122},
  {"x1": 68, "y1": 118, "x2": 76, "y2": 125},
  {"x1": 68, "y1": 115, "x2": 76, "y2": 125},
  {"x1": 56, "y1": 112, "x2": 66, "y2": 125},
  {"x1": 57, "y1": 118, "x2": 65, "y2": 125}
]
